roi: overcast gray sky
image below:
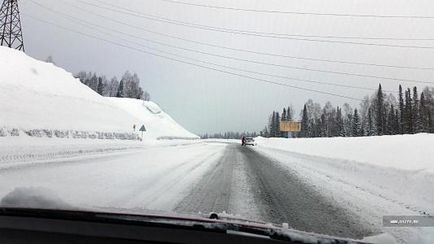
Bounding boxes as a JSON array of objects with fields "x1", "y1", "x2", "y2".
[{"x1": 19, "y1": 0, "x2": 434, "y2": 134}]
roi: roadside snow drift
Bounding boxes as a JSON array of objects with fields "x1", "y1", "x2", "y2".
[
  {"x1": 255, "y1": 134, "x2": 434, "y2": 173},
  {"x1": 0, "y1": 47, "x2": 197, "y2": 140},
  {"x1": 255, "y1": 135, "x2": 434, "y2": 243}
]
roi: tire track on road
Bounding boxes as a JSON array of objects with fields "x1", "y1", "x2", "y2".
[
  {"x1": 175, "y1": 143, "x2": 375, "y2": 240},
  {"x1": 174, "y1": 144, "x2": 235, "y2": 214},
  {"x1": 241, "y1": 146, "x2": 375, "y2": 239}
]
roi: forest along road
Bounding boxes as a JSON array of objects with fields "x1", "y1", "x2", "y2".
[
  {"x1": 0, "y1": 141, "x2": 375, "y2": 239},
  {"x1": 175, "y1": 143, "x2": 375, "y2": 239}
]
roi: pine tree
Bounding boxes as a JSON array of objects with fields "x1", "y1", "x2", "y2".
[
  {"x1": 375, "y1": 84, "x2": 385, "y2": 135},
  {"x1": 96, "y1": 77, "x2": 104, "y2": 95},
  {"x1": 405, "y1": 88, "x2": 413, "y2": 133},
  {"x1": 367, "y1": 107, "x2": 376, "y2": 136},
  {"x1": 336, "y1": 106, "x2": 344, "y2": 136},
  {"x1": 386, "y1": 105, "x2": 396, "y2": 135},
  {"x1": 117, "y1": 80, "x2": 124, "y2": 97},
  {"x1": 282, "y1": 108, "x2": 287, "y2": 121},
  {"x1": 398, "y1": 85, "x2": 404, "y2": 134},
  {"x1": 320, "y1": 113, "x2": 327, "y2": 137},
  {"x1": 413, "y1": 87, "x2": 422, "y2": 133},
  {"x1": 300, "y1": 104, "x2": 309, "y2": 137},
  {"x1": 428, "y1": 110, "x2": 434, "y2": 133},
  {"x1": 420, "y1": 92, "x2": 429, "y2": 132},
  {"x1": 287, "y1": 106, "x2": 293, "y2": 121},
  {"x1": 359, "y1": 96, "x2": 371, "y2": 136},
  {"x1": 275, "y1": 112, "x2": 281, "y2": 137},
  {"x1": 343, "y1": 103, "x2": 353, "y2": 137},
  {"x1": 393, "y1": 109, "x2": 400, "y2": 134},
  {"x1": 352, "y1": 109, "x2": 361, "y2": 136},
  {"x1": 269, "y1": 112, "x2": 277, "y2": 137}
]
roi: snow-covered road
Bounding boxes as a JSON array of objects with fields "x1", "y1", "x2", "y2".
[
  {"x1": 0, "y1": 142, "x2": 225, "y2": 211},
  {"x1": 175, "y1": 143, "x2": 375, "y2": 239},
  {"x1": 1, "y1": 140, "x2": 432, "y2": 242}
]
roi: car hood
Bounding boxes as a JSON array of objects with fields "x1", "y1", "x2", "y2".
[{"x1": 0, "y1": 187, "x2": 384, "y2": 243}]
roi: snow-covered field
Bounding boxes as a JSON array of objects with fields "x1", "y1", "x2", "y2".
[{"x1": 254, "y1": 135, "x2": 434, "y2": 243}]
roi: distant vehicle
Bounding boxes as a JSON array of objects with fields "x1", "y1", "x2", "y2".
[{"x1": 244, "y1": 137, "x2": 256, "y2": 146}]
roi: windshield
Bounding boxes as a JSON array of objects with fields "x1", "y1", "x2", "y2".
[{"x1": 0, "y1": 0, "x2": 433, "y2": 243}]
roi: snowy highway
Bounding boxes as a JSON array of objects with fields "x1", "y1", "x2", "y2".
[
  {"x1": 176, "y1": 143, "x2": 374, "y2": 239},
  {"x1": 0, "y1": 141, "x2": 377, "y2": 240}
]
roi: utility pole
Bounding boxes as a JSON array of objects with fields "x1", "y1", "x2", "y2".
[{"x1": 0, "y1": 0, "x2": 25, "y2": 51}]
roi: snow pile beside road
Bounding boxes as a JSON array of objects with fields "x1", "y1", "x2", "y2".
[
  {"x1": 106, "y1": 98, "x2": 198, "y2": 140},
  {"x1": 255, "y1": 134, "x2": 434, "y2": 173},
  {"x1": 254, "y1": 134, "x2": 434, "y2": 243},
  {"x1": 0, "y1": 47, "x2": 197, "y2": 140},
  {"x1": 1, "y1": 187, "x2": 72, "y2": 209}
]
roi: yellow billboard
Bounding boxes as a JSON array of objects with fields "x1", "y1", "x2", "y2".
[{"x1": 280, "y1": 121, "x2": 301, "y2": 132}]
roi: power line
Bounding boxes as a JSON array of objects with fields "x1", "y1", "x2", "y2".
[
  {"x1": 22, "y1": 13, "x2": 364, "y2": 101},
  {"x1": 89, "y1": 0, "x2": 434, "y2": 42},
  {"x1": 27, "y1": 2, "x2": 390, "y2": 93},
  {"x1": 55, "y1": 0, "x2": 434, "y2": 71},
  {"x1": 74, "y1": 0, "x2": 434, "y2": 49},
  {"x1": 29, "y1": 0, "x2": 434, "y2": 86},
  {"x1": 154, "y1": 0, "x2": 434, "y2": 19},
  {"x1": 75, "y1": 0, "x2": 434, "y2": 41}
]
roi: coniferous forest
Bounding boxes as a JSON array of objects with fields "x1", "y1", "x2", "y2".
[{"x1": 265, "y1": 84, "x2": 434, "y2": 138}]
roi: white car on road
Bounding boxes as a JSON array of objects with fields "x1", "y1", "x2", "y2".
[{"x1": 244, "y1": 137, "x2": 256, "y2": 146}]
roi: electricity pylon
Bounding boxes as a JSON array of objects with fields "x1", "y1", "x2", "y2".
[{"x1": 0, "y1": 0, "x2": 25, "y2": 51}]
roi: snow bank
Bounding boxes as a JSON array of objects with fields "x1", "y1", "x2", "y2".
[
  {"x1": 255, "y1": 134, "x2": 434, "y2": 173},
  {"x1": 0, "y1": 187, "x2": 71, "y2": 209},
  {"x1": 0, "y1": 47, "x2": 197, "y2": 140},
  {"x1": 106, "y1": 98, "x2": 198, "y2": 140},
  {"x1": 254, "y1": 134, "x2": 434, "y2": 243}
]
